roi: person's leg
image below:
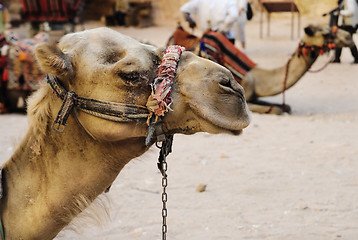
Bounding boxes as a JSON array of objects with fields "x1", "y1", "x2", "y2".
[
  {"x1": 344, "y1": 25, "x2": 358, "y2": 62},
  {"x1": 350, "y1": 44, "x2": 358, "y2": 63},
  {"x1": 333, "y1": 47, "x2": 342, "y2": 63},
  {"x1": 333, "y1": 25, "x2": 352, "y2": 63},
  {"x1": 337, "y1": 25, "x2": 358, "y2": 63}
]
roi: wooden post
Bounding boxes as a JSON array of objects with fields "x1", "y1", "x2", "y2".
[
  {"x1": 267, "y1": 12, "x2": 270, "y2": 37},
  {"x1": 260, "y1": 1, "x2": 300, "y2": 39}
]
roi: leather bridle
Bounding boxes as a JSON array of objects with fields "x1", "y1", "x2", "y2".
[
  {"x1": 47, "y1": 45, "x2": 185, "y2": 145},
  {"x1": 46, "y1": 74, "x2": 150, "y2": 132}
]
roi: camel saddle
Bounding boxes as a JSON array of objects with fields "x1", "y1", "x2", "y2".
[
  {"x1": 166, "y1": 26, "x2": 256, "y2": 83},
  {"x1": 166, "y1": 26, "x2": 200, "y2": 51}
]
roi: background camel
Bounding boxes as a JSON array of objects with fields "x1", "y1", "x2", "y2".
[
  {"x1": 241, "y1": 25, "x2": 353, "y2": 114},
  {"x1": 0, "y1": 27, "x2": 249, "y2": 239},
  {"x1": 168, "y1": 24, "x2": 353, "y2": 114},
  {"x1": 0, "y1": 31, "x2": 48, "y2": 113}
]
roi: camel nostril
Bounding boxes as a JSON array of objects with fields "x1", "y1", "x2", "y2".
[
  {"x1": 219, "y1": 79, "x2": 243, "y2": 98},
  {"x1": 220, "y1": 79, "x2": 232, "y2": 89}
]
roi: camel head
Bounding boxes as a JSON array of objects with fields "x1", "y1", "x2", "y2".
[
  {"x1": 35, "y1": 27, "x2": 250, "y2": 143},
  {"x1": 303, "y1": 24, "x2": 353, "y2": 49}
]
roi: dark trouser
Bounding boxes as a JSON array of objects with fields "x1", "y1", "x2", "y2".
[
  {"x1": 114, "y1": 11, "x2": 127, "y2": 26},
  {"x1": 329, "y1": 13, "x2": 339, "y2": 27},
  {"x1": 335, "y1": 25, "x2": 358, "y2": 62}
]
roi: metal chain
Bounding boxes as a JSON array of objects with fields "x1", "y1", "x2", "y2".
[
  {"x1": 161, "y1": 157, "x2": 168, "y2": 240},
  {"x1": 156, "y1": 135, "x2": 173, "y2": 240}
]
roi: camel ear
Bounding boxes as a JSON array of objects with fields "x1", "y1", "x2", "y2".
[
  {"x1": 304, "y1": 25, "x2": 315, "y2": 37},
  {"x1": 35, "y1": 42, "x2": 75, "y2": 80}
]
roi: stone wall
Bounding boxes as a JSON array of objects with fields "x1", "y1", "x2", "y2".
[{"x1": 293, "y1": 0, "x2": 337, "y2": 16}]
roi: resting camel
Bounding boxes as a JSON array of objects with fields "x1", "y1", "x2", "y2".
[
  {"x1": 168, "y1": 24, "x2": 354, "y2": 114},
  {"x1": 0, "y1": 27, "x2": 250, "y2": 239}
]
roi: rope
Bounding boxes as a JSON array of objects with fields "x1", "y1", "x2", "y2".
[
  {"x1": 280, "y1": 45, "x2": 334, "y2": 111},
  {"x1": 307, "y1": 55, "x2": 334, "y2": 73}
]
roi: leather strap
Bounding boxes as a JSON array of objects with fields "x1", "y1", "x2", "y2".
[{"x1": 46, "y1": 74, "x2": 150, "y2": 132}]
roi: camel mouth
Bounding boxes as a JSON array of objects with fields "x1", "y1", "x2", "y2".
[
  {"x1": 230, "y1": 129, "x2": 243, "y2": 135},
  {"x1": 188, "y1": 77, "x2": 250, "y2": 133},
  {"x1": 219, "y1": 83, "x2": 246, "y2": 102},
  {"x1": 192, "y1": 102, "x2": 250, "y2": 134}
]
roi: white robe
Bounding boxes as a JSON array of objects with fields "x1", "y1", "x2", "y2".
[
  {"x1": 180, "y1": 0, "x2": 238, "y2": 39},
  {"x1": 339, "y1": 0, "x2": 358, "y2": 27}
]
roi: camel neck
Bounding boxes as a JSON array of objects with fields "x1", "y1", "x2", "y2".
[
  {"x1": 0, "y1": 105, "x2": 148, "y2": 239},
  {"x1": 251, "y1": 47, "x2": 319, "y2": 97}
]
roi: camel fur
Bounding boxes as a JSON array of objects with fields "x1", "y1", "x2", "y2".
[{"x1": 0, "y1": 27, "x2": 250, "y2": 239}]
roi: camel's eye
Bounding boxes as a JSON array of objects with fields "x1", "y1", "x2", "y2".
[
  {"x1": 102, "y1": 52, "x2": 121, "y2": 65},
  {"x1": 117, "y1": 72, "x2": 146, "y2": 86}
]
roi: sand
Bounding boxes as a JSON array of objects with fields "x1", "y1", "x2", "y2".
[{"x1": 1, "y1": 15, "x2": 358, "y2": 240}]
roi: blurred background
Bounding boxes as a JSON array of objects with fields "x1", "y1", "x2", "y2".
[{"x1": 1, "y1": 0, "x2": 340, "y2": 31}]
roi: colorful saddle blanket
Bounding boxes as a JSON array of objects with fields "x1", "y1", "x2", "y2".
[
  {"x1": 2, "y1": 31, "x2": 49, "y2": 91},
  {"x1": 200, "y1": 31, "x2": 256, "y2": 83},
  {"x1": 21, "y1": 0, "x2": 85, "y2": 22},
  {"x1": 166, "y1": 26, "x2": 200, "y2": 51},
  {"x1": 167, "y1": 27, "x2": 256, "y2": 83}
]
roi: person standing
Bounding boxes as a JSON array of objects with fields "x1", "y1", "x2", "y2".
[
  {"x1": 333, "y1": 0, "x2": 358, "y2": 63},
  {"x1": 114, "y1": 0, "x2": 129, "y2": 26},
  {"x1": 180, "y1": 0, "x2": 238, "y2": 44},
  {"x1": 234, "y1": 0, "x2": 248, "y2": 53}
]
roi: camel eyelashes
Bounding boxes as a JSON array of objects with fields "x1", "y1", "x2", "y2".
[
  {"x1": 103, "y1": 53, "x2": 122, "y2": 64},
  {"x1": 117, "y1": 71, "x2": 148, "y2": 85}
]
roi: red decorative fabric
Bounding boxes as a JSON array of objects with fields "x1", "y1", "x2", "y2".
[
  {"x1": 20, "y1": 0, "x2": 84, "y2": 22},
  {"x1": 166, "y1": 27, "x2": 256, "y2": 84},
  {"x1": 166, "y1": 26, "x2": 200, "y2": 51},
  {"x1": 146, "y1": 45, "x2": 185, "y2": 118},
  {"x1": 200, "y1": 31, "x2": 256, "y2": 84}
]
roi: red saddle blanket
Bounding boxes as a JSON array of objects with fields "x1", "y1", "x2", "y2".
[
  {"x1": 200, "y1": 30, "x2": 256, "y2": 83},
  {"x1": 167, "y1": 27, "x2": 256, "y2": 83},
  {"x1": 20, "y1": 0, "x2": 84, "y2": 22},
  {"x1": 166, "y1": 26, "x2": 200, "y2": 51}
]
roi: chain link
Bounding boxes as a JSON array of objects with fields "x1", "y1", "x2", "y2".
[
  {"x1": 161, "y1": 155, "x2": 168, "y2": 240},
  {"x1": 156, "y1": 135, "x2": 173, "y2": 240}
]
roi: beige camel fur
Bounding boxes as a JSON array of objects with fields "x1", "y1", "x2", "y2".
[
  {"x1": 0, "y1": 27, "x2": 250, "y2": 239},
  {"x1": 242, "y1": 25, "x2": 354, "y2": 114}
]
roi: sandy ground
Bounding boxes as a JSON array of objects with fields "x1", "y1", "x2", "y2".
[{"x1": 1, "y1": 15, "x2": 358, "y2": 240}]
